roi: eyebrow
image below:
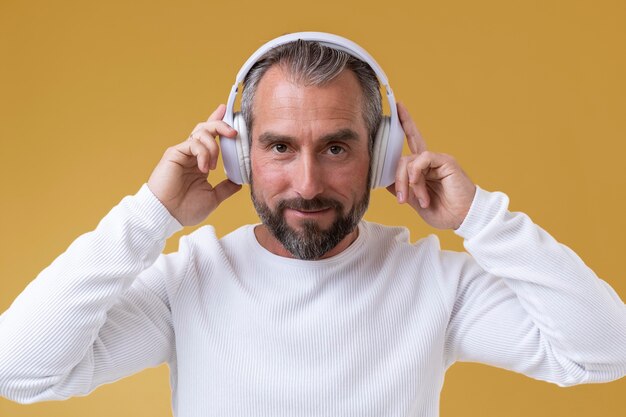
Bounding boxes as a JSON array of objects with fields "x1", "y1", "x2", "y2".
[{"x1": 256, "y1": 128, "x2": 361, "y2": 146}]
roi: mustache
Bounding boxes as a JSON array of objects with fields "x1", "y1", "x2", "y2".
[{"x1": 276, "y1": 196, "x2": 344, "y2": 212}]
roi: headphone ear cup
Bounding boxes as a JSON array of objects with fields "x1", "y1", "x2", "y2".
[
  {"x1": 233, "y1": 112, "x2": 251, "y2": 184},
  {"x1": 370, "y1": 116, "x2": 390, "y2": 188}
]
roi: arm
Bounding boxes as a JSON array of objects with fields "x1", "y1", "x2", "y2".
[
  {"x1": 0, "y1": 185, "x2": 183, "y2": 402},
  {"x1": 0, "y1": 104, "x2": 241, "y2": 403},
  {"x1": 443, "y1": 187, "x2": 626, "y2": 385},
  {"x1": 392, "y1": 102, "x2": 626, "y2": 385}
]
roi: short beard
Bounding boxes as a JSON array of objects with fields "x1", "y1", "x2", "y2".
[{"x1": 251, "y1": 186, "x2": 370, "y2": 261}]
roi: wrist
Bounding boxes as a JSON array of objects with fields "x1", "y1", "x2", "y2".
[{"x1": 454, "y1": 186, "x2": 508, "y2": 239}]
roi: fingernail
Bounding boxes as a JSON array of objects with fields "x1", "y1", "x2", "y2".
[
  {"x1": 418, "y1": 198, "x2": 425, "y2": 208},
  {"x1": 397, "y1": 191, "x2": 403, "y2": 203}
]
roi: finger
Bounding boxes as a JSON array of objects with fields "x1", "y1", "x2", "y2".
[
  {"x1": 207, "y1": 104, "x2": 227, "y2": 122},
  {"x1": 174, "y1": 138, "x2": 211, "y2": 173},
  {"x1": 212, "y1": 179, "x2": 242, "y2": 206},
  {"x1": 397, "y1": 102, "x2": 427, "y2": 155},
  {"x1": 406, "y1": 157, "x2": 430, "y2": 208},
  {"x1": 194, "y1": 131, "x2": 220, "y2": 170},
  {"x1": 193, "y1": 121, "x2": 237, "y2": 168},
  {"x1": 193, "y1": 120, "x2": 238, "y2": 139},
  {"x1": 394, "y1": 156, "x2": 412, "y2": 204},
  {"x1": 407, "y1": 151, "x2": 452, "y2": 207},
  {"x1": 188, "y1": 140, "x2": 211, "y2": 173}
]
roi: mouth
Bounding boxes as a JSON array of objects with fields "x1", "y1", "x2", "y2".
[
  {"x1": 285, "y1": 207, "x2": 333, "y2": 219},
  {"x1": 296, "y1": 207, "x2": 329, "y2": 213}
]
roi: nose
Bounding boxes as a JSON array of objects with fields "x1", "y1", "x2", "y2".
[{"x1": 292, "y1": 153, "x2": 324, "y2": 200}]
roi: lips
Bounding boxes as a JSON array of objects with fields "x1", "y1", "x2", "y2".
[
  {"x1": 277, "y1": 196, "x2": 343, "y2": 224},
  {"x1": 286, "y1": 207, "x2": 332, "y2": 218},
  {"x1": 294, "y1": 207, "x2": 329, "y2": 213},
  {"x1": 279, "y1": 197, "x2": 342, "y2": 212}
]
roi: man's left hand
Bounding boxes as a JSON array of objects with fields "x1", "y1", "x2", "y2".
[{"x1": 387, "y1": 102, "x2": 477, "y2": 230}]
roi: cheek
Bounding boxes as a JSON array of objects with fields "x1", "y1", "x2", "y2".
[
  {"x1": 335, "y1": 157, "x2": 370, "y2": 188},
  {"x1": 250, "y1": 158, "x2": 288, "y2": 198}
]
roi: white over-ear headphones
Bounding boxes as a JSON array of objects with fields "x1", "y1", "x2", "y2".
[{"x1": 220, "y1": 32, "x2": 404, "y2": 188}]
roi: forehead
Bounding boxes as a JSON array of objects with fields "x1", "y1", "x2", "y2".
[{"x1": 251, "y1": 65, "x2": 368, "y2": 137}]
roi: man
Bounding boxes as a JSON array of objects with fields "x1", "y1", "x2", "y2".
[{"x1": 0, "y1": 37, "x2": 625, "y2": 417}]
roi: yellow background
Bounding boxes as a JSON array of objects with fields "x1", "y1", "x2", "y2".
[{"x1": 1, "y1": 0, "x2": 624, "y2": 416}]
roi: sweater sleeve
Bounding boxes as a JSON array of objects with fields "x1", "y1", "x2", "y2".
[
  {"x1": 0, "y1": 184, "x2": 185, "y2": 403},
  {"x1": 443, "y1": 186, "x2": 626, "y2": 386}
]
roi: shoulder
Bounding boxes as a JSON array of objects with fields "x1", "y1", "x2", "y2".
[
  {"x1": 360, "y1": 220, "x2": 442, "y2": 260},
  {"x1": 361, "y1": 220, "x2": 476, "y2": 298},
  {"x1": 155, "y1": 224, "x2": 254, "y2": 304},
  {"x1": 359, "y1": 220, "x2": 451, "y2": 282},
  {"x1": 175, "y1": 224, "x2": 252, "y2": 260},
  {"x1": 164, "y1": 224, "x2": 251, "y2": 281}
]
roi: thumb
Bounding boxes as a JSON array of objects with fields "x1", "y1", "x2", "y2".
[{"x1": 212, "y1": 179, "x2": 242, "y2": 206}]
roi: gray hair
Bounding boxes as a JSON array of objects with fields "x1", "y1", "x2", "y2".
[{"x1": 240, "y1": 39, "x2": 382, "y2": 153}]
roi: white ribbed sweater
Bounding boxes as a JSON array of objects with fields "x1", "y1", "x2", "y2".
[{"x1": 0, "y1": 185, "x2": 625, "y2": 417}]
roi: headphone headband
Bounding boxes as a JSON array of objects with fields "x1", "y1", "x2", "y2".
[{"x1": 234, "y1": 32, "x2": 392, "y2": 89}]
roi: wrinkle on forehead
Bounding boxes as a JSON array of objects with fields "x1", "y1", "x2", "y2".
[
  {"x1": 252, "y1": 66, "x2": 366, "y2": 129},
  {"x1": 267, "y1": 105, "x2": 359, "y2": 122}
]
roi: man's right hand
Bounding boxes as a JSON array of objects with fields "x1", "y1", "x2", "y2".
[{"x1": 147, "y1": 104, "x2": 242, "y2": 226}]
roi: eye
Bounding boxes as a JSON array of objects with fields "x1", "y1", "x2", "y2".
[
  {"x1": 328, "y1": 145, "x2": 345, "y2": 155},
  {"x1": 272, "y1": 143, "x2": 288, "y2": 153}
]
